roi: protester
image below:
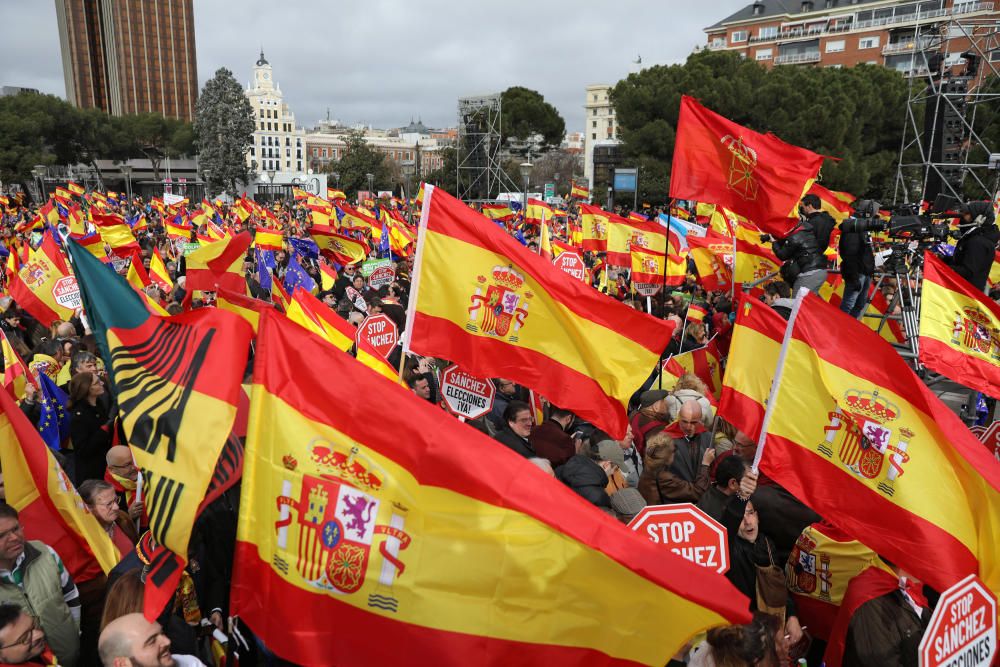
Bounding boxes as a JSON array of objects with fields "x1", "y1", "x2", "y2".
[
  {"x1": 687, "y1": 612, "x2": 787, "y2": 667},
  {"x1": 528, "y1": 405, "x2": 578, "y2": 468},
  {"x1": 104, "y1": 446, "x2": 144, "y2": 525},
  {"x1": 67, "y1": 372, "x2": 115, "y2": 485},
  {"x1": 950, "y1": 200, "x2": 1000, "y2": 292},
  {"x1": 97, "y1": 613, "x2": 205, "y2": 667},
  {"x1": 0, "y1": 603, "x2": 57, "y2": 667},
  {"x1": 555, "y1": 452, "x2": 612, "y2": 509},
  {"x1": 697, "y1": 454, "x2": 748, "y2": 521},
  {"x1": 642, "y1": 402, "x2": 715, "y2": 503},
  {"x1": 492, "y1": 400, "x2": 536, "y2": 458},
  {"x1": 0, "y1": 504, "x2": 80, "y2": 667},
  {"x1": 78, "y1": 480, "x2": 138, "y2": 557},
  {"x1": 629, "y1": 389, "x2": 671, "y2": 457},
  {"x1": 664, "y1": 372, "x2": 714, "y2": 427}
]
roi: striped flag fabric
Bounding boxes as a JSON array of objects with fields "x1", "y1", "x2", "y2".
[
  {"x1": 0, "y1": 326, "x2": 34, "y2": 400},
  {"x1": 6, "y1": 233, "x2": 79, "y2": 327},
  {"x1": 216, "y1": 287, "x2": 273, "y2": 334},
  {"x1": 481, "y1": 203, "x2": 515, "y2": 222},
  {"x1": 755, "y1": 292, "x2": 1000, "y2": 597},
  {"x1": 659, "y1": 341, "x2": 723, "y2": 403},
  {"x1": 405, "y1": 185, "x2": 676, "y2": 438},
  {"x1": 524, "y1": 198, "x2": 553, "y2": 225},
  {"x1": 920, "y1": 251, "x2": 1000, "y2": 397},
  {"x1": 231, "y1": 308, "x2": 750, "y2": 666},
  {"x1": 310, "y1": 226, "x2": 370, "y2": 265},
  {"x1": 607, "y1": 215, "x2": 667, "y2": 268},
  {"x1": 570, "y1": 181, "x2": 590, "y2": 199},
  {"x1": 630, "y1": 247, "x2": 686, "y2": 286},
  {"x1": 578, "y1": 203, "x2": 610, "y2": 252},
  {"x1": 184, "y1": 232, "x2": 252, "y2": 293}
]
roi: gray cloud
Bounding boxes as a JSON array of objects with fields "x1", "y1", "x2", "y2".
[{"x1": 0, "y1": 0, "x2": 745, "y2": 133}]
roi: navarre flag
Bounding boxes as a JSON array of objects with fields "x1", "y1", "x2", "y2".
[
  {"x1": 67, "y1": 238, "x2": 253, "y2": 619},
  {"x1": 579, "y1": 203, "x2": 610, "y2": 252},
  {"x1": 756, "y1": 292, "x2": 1000, "y2": 597},
  {"x1": 184, "y1": 232, "x2": 252, "y2": 293},
  {"x1": 7, "y1": 234, "x2": 80, "y2": 327},
  {"x1": 607, "y1": 215, "x2": 667, "y2": 268},
  {"x1": 405, "y1": 185, "x2": 676, "y2": 438},
  {"x1": 570, "y1": 181, "x2": 590, "y2": 199},
  {"x1": 231, "y1": 308, "x2": 750, "y2": 667},
  {"x1": 920, "y1": 251, "x2": 1000, "y2": 398},
  {"x1": 669, "y1": 96, "x2": 825, "y2": 237},
  {"x1": 310, "y1": 226, "x2": 370, "y2": 265},
  {"x1": 0, "y1": 385, "x2": 118, "y2": 583}
]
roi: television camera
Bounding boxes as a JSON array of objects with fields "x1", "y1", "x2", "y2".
[{"x1": 841, "y1": 199, "x2": 963, "y2": 274}]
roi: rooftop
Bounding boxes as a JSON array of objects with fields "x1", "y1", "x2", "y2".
[{"x1": 706, "y1": 0, "x2": 882, "y2": 30}]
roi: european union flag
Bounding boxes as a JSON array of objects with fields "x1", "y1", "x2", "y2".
[
  {"x1": 37, "y1": 374, "x2": 70, "y2": 451},
  {"x1": 256, "y1": 248, "x2": 275, "y2": 292},
  {"x1": 514, "y1": 229, "x2": 528, "y2": 246},
  {"x1": 377, "y1": 223, "x2": 390, "y2": 257},
  {"x1": 289, "y1": 237, "x2": 319, "y2": 261},
  {"x1": 283, "y1": 252, "x2": 316, "y2": 295}
]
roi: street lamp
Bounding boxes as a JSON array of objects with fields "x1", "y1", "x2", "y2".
[
  {"x1": 201, "y1": 168, "x2": 211, "y2": 202},
  {"x1": 332, "y1": 171, "x2": 340, "y2": 189},
  {"x1": 366, "y1": 172, "x2": 374, "y2": 197},
  {"x1": 266, "y1": 169, "x2": 277, "y2": 203},
  {"x1": 120, "y1": 164, "x2": 134, "y2": 212},
  {"x1": 519, "y1": 162, "x2": 533, "y2": 217},
  {"x1": 31, "y1": 165, "x2": 46, "y2": 203}
]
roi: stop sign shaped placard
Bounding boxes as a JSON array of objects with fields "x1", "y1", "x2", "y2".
[
  {"x1": 919, "y1": 574, "x2": 996, "y2": 667},
  {"x1": 440, "y1": 364, "x2": 495, "y2": 420},
  {"x1": 553, "y1": 251, "x2": 587, "y2": 282},
  {"x1": 628, "y1": 503, "x2": 729, "y2": 574},
  {"x1": 356, "y1": 313, "x2": 398, "y2": 360}
]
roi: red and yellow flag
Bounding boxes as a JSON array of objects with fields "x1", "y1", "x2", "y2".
[
  {"x1": 165, "y1": 218, "x2": 194, "y2": 241},
  {"x1": 920, "y1": 251, "x2": 1000, "y2": 397},
  {"x1": 669, "y1": 95, "x2": 825, "y2": 237},
  {"x1": 93, "y1": 212, "x2": 140, "y2": 257},
  {"x1": 524, "y1": 198, "x2": 553, "y2": 225},
  {"x1": 579, "y1": 203, "x2": 610, "y2": 252},
  {"x1": 149, "y1": 248, "x2": 173, "y2": 292},
  {"x1": 66, "y1": 181, "x2": 85, "y2": 196},
  {"x1": 0, "y1": 326, "x2": 34, "y2": 400},
  {"x1": 570, "y1": 181, "x2": 590, "y2": 199},
  {"x1": 659, "y1": 340, "x2": 723, "y2": 403},
  {"x1": 310, "y1": 226, "x2": 370, "y2": 265},
  {"x1": 758, "y1": 292, "x2": 1000, "y2": 596},
  {"x1": 254, "y1": 228, "x2": 284, "y2": 252},
  {"x1": 807, "y1": 182, "x2": 854, "y2": 223},
  {"x1": 232, "y1": 309, "x2": 750, "y2": 666},
  {"x1": 7, "y1": 234, "x2": 80, "y2": 327},
  {"x1": 686, "y1": 303, "x2": 709, "y2": 324},
  {"x1": 184, "y1": 232, "x2": 252, "y2": 293},
  {"x1": 481, "y1": 203, "x2": 515, "y2": 223},
  {"x1": 406, "y1": 185, "x2": 676, "y2": 438},
  {"x1": 0, "y1": 385, "x2": 118, "y2": 582},
  {"x1": 733, "y1": 226, "x2": 781, "y2": 285},
  {"x1": 216, "y1": 287, "x2": 273, "y2": 334},
  {"x1": 327, "y1": 188, "x2": 347, "y2": 201},
  {"x1": 630, "y1": 247, "x2": 687, "y2": 286},
  {"x1": 687, "y1": 231, "x2": 733, "y2": 292},
  {"x1": 607, "y1": 215, "x2": 667, "y2": 268}
]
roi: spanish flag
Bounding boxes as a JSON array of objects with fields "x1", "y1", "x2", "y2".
[
  {"x1": 659, "y1": 340, "x2": 723, "y2": 402},
  {"x1": 807, "y1": 182, "x2": 854, "y2": 223},
  {"x1": 687, "y1": 232, "x2": 733, "y2": 293},
  {"x1": 718, "y1": 294, "x2": 786, "y2": 442},
  {"x1": 406, "y1": 185, "x2": 676, "y2": 438},
  {"x1": 310, "y1": 226, "x2": 370, "y2": 265},
  {"x1": 231, "y1": 308, "x2": 750, "y2": 666},
  {"x1": 66, "y1": 181, "x2": 85, "y2": 196},
  {"x1": 607, "y1": 215, "x2": 667, "y2": 268},
  {"x1": 539, "y1": 221, "x2": 553, "y2": 260},
  {"x1": 0, "y1": 384, "x2": 118, "y2": 582},
  {"x1": 819, "y1": 275, "x2": 905, "y2": 345},
  {"x1": 165, "y1": 217, "x2": 194, "y2": 242},
  {"x1": 756, "y1": 292, "x2": 1000, "y2": 597},
  {"x1": 319, "y1": 263, "x2": 338, "y2": 292},
  {"x1": 149, "y1": 248, "x2": 173, "y2": 292},
  {"x1": 570, "y1": 181, "x2": 590, "y2": 199},
  {"x1": 337, "y1": 204, "x2": 379, "y2": 232},
  {"x1": 481, "y1": 203, "x2": 515, "y2": 223},
  {"x1": 988, "y1": 251, "x2": 1000, "y2": 289},
  {"x1": 920, "y1": 251, "x2": 1000, "y2": 397},
  {"x1": 733, "y1": 226, "x2": 781, "y2": 285},
  {"x1": 7, "y1": 234, "x2": 79, "y2": 327},
  {"x1": 670, "y1": 96, "x2": 825, "y2": 236},
  {"x1": 629, "y1": 247, "x2": 686, "y2": 286},
  {"x1": 578, "y1": 203, "x2": 610, "y2": 252},
  {"x1": 184, "y1": 232, "x2": 252, "y2": 293},
  {"x1": 686, "y1": 303, "x2": 709, "y2": 324},
  {"x1": 254, "y1": 228, "x2": 284, "y2": 252},
  {"x1": 216, "y1": 287, "x2": 273, "y2": 334},
  {"x1": 327, "y1": 188, "x2": 347, "y2": 201},
  {"x1": 67, "y1": 238, "x2": 254, "y2": 619},
  {"x1": 93, "y1": 212, "x2": 140, "y2": 257},
  {"x1": 524, "y1": 198, "x2": 553, "y2": 226},
  {"x1": 0, "y1": 326, "x2": 34, "y2": 400}
]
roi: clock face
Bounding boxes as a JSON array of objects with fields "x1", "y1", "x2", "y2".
[{"x1": 263, "y1": 72, "x2": 270, "y2": 80}]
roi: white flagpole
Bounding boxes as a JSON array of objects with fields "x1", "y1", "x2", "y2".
[
  {"x1": 752, "y1": 287, "x2": 810, "y2": 473},
  {"x1": 399, "y1": 184, "x2": 434, "y2": 376}
]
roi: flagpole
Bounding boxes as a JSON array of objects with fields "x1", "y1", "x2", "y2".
[
  {"x1": 751, "y1": 287, "x2": 809, "y2": 473},
  {"x1": 731, "y1": 227, "x2": 738, "y2": 300},
  {"x1": 400, "y1": 184, "x2": 434, "y2": 380},
  {"x1": 656, "y1": 199, "x2": 675, "y2": 390}
]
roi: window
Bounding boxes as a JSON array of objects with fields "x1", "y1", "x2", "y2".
[
  {"x1": 758, "y1": 25, "x2": 778, "y2": 39},
  {"x1": 312, "y1": 147, "x2": 318, "y2": 157},
  {"x1": 858, "y1": 35, "x2": 880, "y2": 49},
  {"x1": 592, "y1": 120, "x2": 597, "y2": 128},
  {"x1": 756, "y1": 48, "x2": 773, "y2": 60},
  {"x1": 731, "y1": 30, "x2": 748, "y2": 42},
  {"x1": 991, "y1": 49, "x2": 1000, "y2": 63},
  {"x1": 592, "y1": 133, "x2": 597, "y2": 140},
  {"x1": 826, "y1": 39, "x2": 845, "y2": 52}
]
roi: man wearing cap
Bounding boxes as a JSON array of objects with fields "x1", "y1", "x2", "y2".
[
  {"x1": 595, "y1": 425, "x2": 640, "y2": 487},
  {"x1": 628, "y1": 389, "x2": 670, "y2": 459},
  {"x1": 528, "y1": 406, "x2": 578, "y2": 468}
]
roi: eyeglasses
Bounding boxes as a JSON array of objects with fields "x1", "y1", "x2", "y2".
[
  {"x1": 0, "y1": 523, "x2": 23, "y2": 541},
  {"x1": 0, "y1": 616, "x2": 39, "y2": 650},
  {"x1": 108, "y1": 462, "x2": 136, "y2": 471},
  {"x1": 92, "y1": 499, "x2": 119, "y2": 511}
]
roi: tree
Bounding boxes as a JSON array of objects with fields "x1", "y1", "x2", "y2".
[
  {"x1": 422, "y1": 146, "x2": 457, "y2": 196},
  {"x1": 116, "y1": 113, "x2": 193, "y2": 183},
  {"x1": 195, "y1": 67, "x2": 255, "y2": 195},
  {"x1": 501, "y1": 86, "x2": 566, "y2": 153},
  {"x1": 323, "y1": 130, "x2": 392, "y2": 196},
  {"x1": 0, "y1": 92, "x2": 87, "y2": 185},
  {"x1": 610, "y1": 51, "x2": 908, "y2": 204}
]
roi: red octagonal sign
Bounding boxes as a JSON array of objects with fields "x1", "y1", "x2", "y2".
[
  {"x1": 440, "y1": 364, "x2": 495, "y2": 420},
  {"x1": 553, "y1": 251, "x2": 587, "y2": 282},
  {"x1": 919, "y1": 574, "x2": 996, "y2": 667},
  {"x1": 628, "y1": 503, "x2": 729, "y2": 574},
  {"x1": 355, "y1": 313, "x2": 398, "y2": 360}
]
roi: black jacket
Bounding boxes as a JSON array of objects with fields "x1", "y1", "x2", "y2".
[
  {"x1": 556, "y1": 455, "x2": 611, "y2": 508},
  {"x1": 69, "y1": 400, "x2": 114, "y2": 485},
  {"x1": 493, "y1": 426, "x2": 535, "y2": 458},
  {"x1": 773, "y1": 221, "x2": 826, "y2": 282},
  {"x1": 808, "y1": 210, "x2": 836, "y2": 252},
  {"x1": 950, "y1": 223, "x2": 999, "y2": 292},
  {"x1": 839, "y1": 222, "x2": 876, "y2": 282}
]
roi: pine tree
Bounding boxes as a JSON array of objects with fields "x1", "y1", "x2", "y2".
[{"x1": 194, "y1": 68, "x2": 255, "y2": 195}]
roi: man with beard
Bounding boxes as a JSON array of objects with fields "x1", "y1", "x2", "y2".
[{"x1": 98, "y1": 614, "x2": 204, "y2": 667}]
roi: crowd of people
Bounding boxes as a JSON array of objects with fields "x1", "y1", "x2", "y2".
[{"x1": 0, "y1": 183, "x2": 990, "y2": 667}]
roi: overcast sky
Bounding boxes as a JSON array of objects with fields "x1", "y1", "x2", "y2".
[{"x1": 0, "y1": 1, "x2": 745, "y2": 134}]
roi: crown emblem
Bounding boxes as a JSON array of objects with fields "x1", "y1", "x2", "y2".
[
  {"x1": 721, "y1": 134, "x2": 758, "y2": 167},
  {"x1": 309, "y1": 440, "x2": 383, "y2": 492},
  {"x1": 476, "y1": 274, "x2": 487, "y2": 284},
  {"x1": 843, "y1": 389, "x2": 899, "y2": 422},
  {"x1": 491, "y1": 265, "x2": 525, "y2": 291},
  {"x1": 282, "y1": 454, "x2": 298, "y2": 470},
  {"x1": 963, "y1": 307, "x2": 992, "y2": 329}
]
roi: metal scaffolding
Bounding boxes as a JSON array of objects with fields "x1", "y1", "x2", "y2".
[
  {"x1": 894, "y1": 15, "x2": 1000, "y2": 205},
  {"x1": 456, "y1": 94, "x2": 519, "y2": 201}
]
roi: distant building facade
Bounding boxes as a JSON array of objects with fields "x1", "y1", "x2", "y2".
[
  {"x1": 583, "y1": 84, "x2": 621, "y2": 191},
  {"x1": 244, "y1": 51, "x2": 305, "y2": 177},
  {"x1": 54, "y1": 0, "x2": 198, "y2": 120}
]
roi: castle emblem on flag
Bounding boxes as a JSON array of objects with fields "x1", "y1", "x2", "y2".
[
  {"x1": 274, "y1": 439, "x2": 412, "y2": 612},
  {"x1": 467, "y1": 265, "x2": 532, "y2": 342},
  {"x1": 951, "y1": 307, "x2": 999, "y2": 359},
  {"x1": 816, "y1": 390, "x2": 912, "y2": 495},
  {"x1": 720, "y1": 134, "x2": 759, "y2": 201},
  {"x1": 786, "y1": 532, "x2": 833, "y2": 601}
]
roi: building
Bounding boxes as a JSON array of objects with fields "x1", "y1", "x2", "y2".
[
  {"x1": 245, "y1": 51, "x2": 305, "y2": 177},
  {"x1": 1, "y1": 86, "x2": 40, "y2": 97},
  {"x1": 54, "y1": 0, "x2": 198, "y2": 121},
  {"x1": 583, "y1": 84, "x2": 622, "y2": 191},
  {"x1": 703, "y1": 0, "x2": 999, "y2": 76}
]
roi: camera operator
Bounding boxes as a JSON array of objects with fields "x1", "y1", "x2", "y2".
[
  {"x1": 760, "y1": 196, "x2": 830, "y2": 294},
  {"x1": 839, "y1": 214, "x2": 880, "y2": 318},
  {"x1": 949, "y1": 201, "x2": 1000, "y2": 293}
]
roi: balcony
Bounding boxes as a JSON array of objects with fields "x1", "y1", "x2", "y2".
[
  {"x1": 774, "y1": 51, "x2": 822, "y2": 65},
  {"x1": 740, "y1": 2, "x2": 994, "y2": 45}
]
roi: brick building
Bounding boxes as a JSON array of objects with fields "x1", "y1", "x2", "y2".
[
  {"x1": 54, "y1": 0, "x2": 198, "y2": 121},
  {"x1": 703, "y1": 0, "x2": 998, "y2": 76}
]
